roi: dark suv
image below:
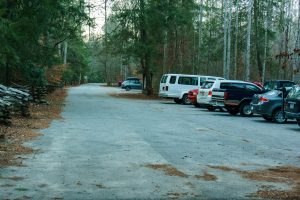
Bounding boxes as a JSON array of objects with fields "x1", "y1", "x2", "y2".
[
  {"x1": 285, "y1": 86, "x2": 300, "y2": 126},
  {"x1": 223, "y1": 82, "x2": 264, "y2": 116}
]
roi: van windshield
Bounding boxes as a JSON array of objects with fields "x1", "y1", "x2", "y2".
[{"x1": 160, "y1": 75, "x2": 168, "y2": 83}]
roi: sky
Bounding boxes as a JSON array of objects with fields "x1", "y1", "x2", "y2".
[{"x1": 84, "y1": 0, "x2": 112, "y2": 37}]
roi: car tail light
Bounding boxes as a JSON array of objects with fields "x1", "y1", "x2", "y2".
[
  {"x1": 224, "y1": 92, "x2": 229, "y2": 100},
  {"x1": 166, "y1": 86, "x2": 169, "y2": 91},
  {"x1": 259, "y1": 97, "x2": 269, "y2": 102},
  {"x1": 208, "y1": 91, "x2": 212, "y2": 96}
]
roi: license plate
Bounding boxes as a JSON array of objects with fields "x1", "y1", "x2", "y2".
[{"x1": 290, "y1": 103, "x2": 295, "y2": 109}]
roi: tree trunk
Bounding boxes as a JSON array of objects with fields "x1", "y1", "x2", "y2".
[
  {"x1": 245, "y1": 0, "x2": 254, "y2": 81},
  {"x1": 262, "y1": 0, "x2": 271, "y2": 84},
  {"x1": 254, "y1": 0, "x2": 263, "y2": 81},
  {"x1": 198, "y1": 0, "x2": 204, "y2": 74},
  {"x1": 233, "y1": 0, "x2": 240, "y2": 80},
  {"x1": 292, "y1": 0, "x2": 300, "y2": 82},
  {"x1": 223, "y1": 0, "x2": 228, "y2": 78},
  {"x1": 226, "y1": 0, "x2": 232, "y2": 79},
  {"x1": 140, "y1": 0, "x2": 153, "y2": 95}
]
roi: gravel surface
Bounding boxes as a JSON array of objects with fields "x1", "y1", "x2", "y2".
[{"x1": 0, "y1": 83, "x2": 299, "y2": 199}]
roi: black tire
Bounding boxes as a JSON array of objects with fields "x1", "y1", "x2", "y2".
[
  {"x1": 297, "y1": 120, "x2": 300, "y2": 127},
  {"x1": 193, "y1": 103, "x2": 200, "y2": 108},
  {"x1": 125, "y1": 86, "x2": 131, "y2": 91},
  {"x1": 272, "y1": 109, "x2": 287, "y2": 123},
  {"x1": 262, "y1": 115, "x2": 273, "y2": 121},
  {"x1": 182, "y1": 94, "x2": 191, "y2": 105},
  {"x1": 239, "y1": 102, "x2": 253, "y2": 117},
  {"x1": 174, "y1": 98, "x2": 182, "y2": 104},
  {"x1": 207, "y1": 106, "x2": 216, "y2": 111},
  {"x1": 227, "y1": 107, "x2": 239, "y2": 115}
]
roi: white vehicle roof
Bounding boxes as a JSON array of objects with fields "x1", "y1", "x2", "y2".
[{"x1": 162, "y1": 74, "x2": 224, "y2": 79}]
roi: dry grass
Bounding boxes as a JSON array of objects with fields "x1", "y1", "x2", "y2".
[
  {"x1": 208, "y1": 165, "x2": 300, "y2": 199},
  {"x1": 0, "y1": 88, "x2": 67, "y2": 167},
  {"x1": 145, "y1": 164, "x2": 188, "y2": 178},
  {"x1": 194, "y1": 172, "x2": 218, "y2": 181}
]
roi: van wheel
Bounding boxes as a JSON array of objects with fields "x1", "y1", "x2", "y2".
[
  {"x1": 272, "y1": 109, "x2": 287, "y2": 123},
  {"x1": 297, "y1": 120, "x2": 300, "y2": 127},
  {"x1": 227, "y1": 107, "x2": 239, "y2": 115},
  {"x1": 207, "y1": 106, "x2": 216, "y2": 111},
  {"x1": 239, "y1": 102, "x2": 253, "y2": 117},
  {"x1": 182, "y1": 94, "x2": 191, "y2": 105},
  {"x1": 174, "y1": 98, "x2": 182, "y2": 104}
]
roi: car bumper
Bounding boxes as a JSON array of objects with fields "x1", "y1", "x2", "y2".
[
  {"x1": 285, "y1": 111, "x2": 300, "y2": 119},
  {"x1": 209, "y1": 100, "x2": 225, "y2": 107},
  {"x1": 250, "y1": 103, "x2": 270, "y2": 116}
]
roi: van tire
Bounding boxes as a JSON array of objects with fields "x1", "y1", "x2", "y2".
[
  {"x1": 174, "y1": 98, "x2": 182, "y2": 104},
  {"x1": 182, "y1": 94, "x2": 191, "y2": 105},
  {"x1": 297, "y1": 119, "x2": 300, "y2": 126}
]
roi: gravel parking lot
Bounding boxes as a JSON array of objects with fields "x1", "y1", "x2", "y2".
[{"x1": 1, "y1": 83, "x2": 299, "y2": 199}]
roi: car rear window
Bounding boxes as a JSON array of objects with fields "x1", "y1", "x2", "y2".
[
  {"x1": 287, "y1": 87, "x2": 300, "y2": 99},
  {"x1": 160, "y1": 75, "x2": 168, "y2": 83},
  {"x1": 169, "y1": 76, "x2": 177, "y2": 84},
  {"x1": 178, "y1": 77, "x2": 198, "y2": 86},
  {"x1": 202, "y1": 81, "x2": 214, "y2": 89}
]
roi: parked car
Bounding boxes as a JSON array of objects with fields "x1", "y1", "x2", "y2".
[
  {"x1": 121, "y1": 79, "x2": 143, "y2": 91},
  {"x1": 188, "y1": 89, "x2": 199, "y2": 107},
  {"x1": 285, "y1": 85, "x2": 300, "y2": 126},
  {"x1": 159, "y1": 74, "x2": 225, "y2": 105},
  {"x1": 197, "y1": 80, "x2": 218, "y2": 111},
  {"x1": 264, "y1": 80, "x2": 295, "y2": 91},
  {"x1": 211, "y1": 80, "x2": 264, "y2": 116},
  {"x1": 251, "y1": 89, "x2": 290, "y2": 123}
]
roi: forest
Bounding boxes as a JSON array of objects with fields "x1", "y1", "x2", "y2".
[{"x1": 1, "y1": 0, "x2": 300, "y2": 95}]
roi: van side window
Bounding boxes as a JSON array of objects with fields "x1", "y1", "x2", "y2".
[
  {"x1": 169, "y1": 76, "x2": 177, "y2": 84},
  {"x1": 160, "y1": 76, "x2": 167, "y2": 83},
  {"x1": 178, "y1": 77, "x2": 198, "y2": 85}
]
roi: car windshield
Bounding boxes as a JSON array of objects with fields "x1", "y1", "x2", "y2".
[
  {"x1": 287, "y1": 87, "x2": 300, "y2": 99},
  {"x1": 202, "y1": 81, "x2": 214, "y2": 89}
]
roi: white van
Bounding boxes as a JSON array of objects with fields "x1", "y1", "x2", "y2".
[{"x1": 159, "y1": 74, "x2": 225, "y2": 104}]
